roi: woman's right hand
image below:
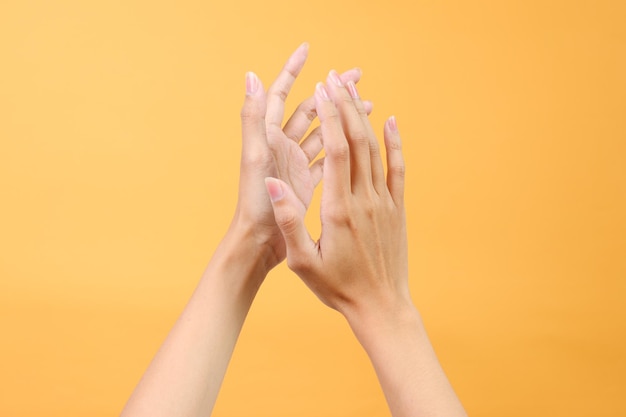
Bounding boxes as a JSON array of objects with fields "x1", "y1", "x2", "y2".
[
  {"x1": 265, "y1": 70, "x2": 468, "y2": 417},
  {"x1": 264, "y1": 69, "x2": 411, "y2": 319}
]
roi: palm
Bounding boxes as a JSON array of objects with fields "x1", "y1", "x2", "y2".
[
  {"x1": 236, "y1": 98, "x2": 319, "y2": 267},
  {"x1": 256, "y1": 112, "x2": 320, "y2": 265},
  {"x1": 269, "y1": 128, "x2": 315, "y2": 210},
  {"x1": 236, "y1": 44, "x2": 363, "y2": 269}
]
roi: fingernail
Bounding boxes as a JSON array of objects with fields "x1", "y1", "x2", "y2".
[
  {"x1": 265, "y1": 177, "x2": 284, "y2": 202},
  {"x1": 246, "y1": 72, "x2": 258, "y2": 96},
  {"x1": 316, "y1": 82, "x2": 330, "y2": 101},
  {"x1": 329, "y1": 69, "x2": 343, "y2": 87},
  {"x1": 346, "y1": 81, "x2": 359, "y2": 99},
  {"x1": 388, "y1": 115, "x2": 398, "y2": 132}
]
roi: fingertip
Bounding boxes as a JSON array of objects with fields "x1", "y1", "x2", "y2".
[
  {"x1": 328, "y1": 69, "x2": 343, "y2": 87},
  {"x1": 384, "y1": 115, "x2": 400, "y2": 140},
  {"x1": 388, "y1": 115, "x2": 398, "y2": 133},
  {"x1": 344, "y1": 80, "x2": 356, "y2": 99},
  {"x1": 283, "y1": 43, "x2": 309, "y2": 78},
  {"x1": 246, "y1": 71, "x2": 259, "y2": 96},
  {"x1": 363, "y1": 100, "x2": 373, "y2": 115},
  {"x1": 353, "y1": 67, "x2": 362, "y2": 84},
  {"x1": 264, "y1": 177, "x2": 285, "y2": 203},
  {"x1": 315, "y1": 82, "x2": 331, "y2": 102},
  {"x1": 339, "y1": 67, "x2": 362, "y2": 85}
]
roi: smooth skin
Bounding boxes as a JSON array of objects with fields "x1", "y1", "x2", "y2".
[
  {"x1": 265, "y1": 73, "x2": 468, "y2": 417},
  {"x1": 120, "y1": 44, "x2": 368, "y2": 417},
  {"x1": 121, "y1": 43, "x2": 466, "y2": 417}
]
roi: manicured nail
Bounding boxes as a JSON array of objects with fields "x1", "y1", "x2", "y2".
[
  {"x1": 265, "y1": 177, "x2": 284, "y2": 202},
  {"x1": 388, "y1": 115, "x2": 398, "y2": 132},
  {"x1": 346, "y1": 81, "x2": 359, "y2": 99},
  {"x1": 316, "y1": 82, "x2": 330, "y2": 101},
  {"x1": 246, "y1": 72, "x2": 258, "y2": 95},
  {"x1": 329, "y1": 70, "x2": 343, "y2": 87}
]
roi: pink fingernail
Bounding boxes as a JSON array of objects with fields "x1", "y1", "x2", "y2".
[
  {"x1": 265, "y1": 177, "x2": 284, "y2": 202},
  {"x1": 316, "y1": 82, "x2": 330, "y2": 101},
  {"x1": 346, "y1": 81, "x2": 359, "y2": 99},
  {"x1": 246, "y1": 72, "x2": 258, "y2": 95},
  {"x1": 329, "y1": 70, "x2": 343, "y2": 87},
  {"x1": 388, "y1": 115, "x2": 398, "y2": 132}
]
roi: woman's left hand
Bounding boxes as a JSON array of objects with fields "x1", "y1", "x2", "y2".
[{"x1": 230, "y1": 43, "x2": 368, "y2": 273}]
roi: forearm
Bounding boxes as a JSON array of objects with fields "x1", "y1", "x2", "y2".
[
  {"x1": 121, "y1": 226, "x2": 268, "y2": 417},
  {"x1": 345, "y1": 303, "x2": 467, "y2": 417}
]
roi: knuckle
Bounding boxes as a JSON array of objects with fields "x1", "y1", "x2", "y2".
[
  {"x1": 328, "y1": 142, "x2": 350, "y2": 162},
  {"x1": 363, "y1": 201, "x2": 376, "y2": 219},
  {"x1": 276, "y1": 211, "x2": 300, "y2": 236},
  {"x1": 286, "y1": 132, "x2": 300, "y2": 142},
  {"x1": 268, "y1": 86, "x2": 288, "y2": 102},
  {"x1": 240, "y1": 103, "x2": 259, "y2": 121},
  {"x1": 339, "y1": 95, "x2": 354, "y2": 105},
  {"x1": 390, "y1": 162, "x2": 406, "y2": 178},
  {"x1": 369, "y1": 140, "x2": 381, "y2": 158},
  {"x1": 241, "y1": 149, "x2": 272, "y2": 167},
  {"x1": 320, "y1": 106, "x2": 340, "y2": 123},
  {"x1": 356, "y1": 104, "x2": 368, "y2": 117},
  {"x1": 282, "y1": 63, "x2": 299, "y2": 80},
  {"x1": 349, "y1": 131, "x2": 370, "y2": 147},
  {"x1": 306, "y1": 128, "x2": 322, "y2": 145},
  {"x1": 296, "y1": 101, "x2": 317, "y2": 122},
  {"x1": 387, "y1": 137, "x2": 403, "y2": 151}
]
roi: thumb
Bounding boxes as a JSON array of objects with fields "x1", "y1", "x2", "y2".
[{"x1": 264, "y1": 177, "x2": 316, "y2": 272}]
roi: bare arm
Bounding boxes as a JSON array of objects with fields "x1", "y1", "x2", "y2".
[
  {"x1": 119, "y1": 227, "x2": 268, "y2": 417},
  {"x1": 265, "y1": 72, "x2": 467, "y2": 417},
  {"x1": 120, "y1": 45, "x2": 367, "y2": 417}
]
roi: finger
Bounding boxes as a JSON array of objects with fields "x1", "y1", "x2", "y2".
[
  {"x1": 315, "y1": 82, "x2": 351, "y2": 198},
  {"x1": 282, "y1": 68, "x2": 363, "y2": 143},
  {"x1": 384, "y1": 116, "x2": 405, "y2": 206},
  {"x1": 345, "y1": 80, "x2": 386, "y2": 194},
  {"x1": 266, "y1": 43, "x2": 309, "y2": 130},
  {"x1": 310, "y1": 157, "x2": 324, "y2": 186},
  {"x1": 339, "y1": 67, "x2": 363, "y2": 85},
  {"x1": 326, "y1": 70, "x2": 372, "y2": 192},
  {"x1": 300, "y1": 126, "x2": 323, "y2": 162},
  {"x1": 265, "y1": 177, "x2": 317, "y2": 273},
  {"x1": 283, "y1": 96, "x2": 316, "y2": 142},
  {"x1": 240, "y1": 72, "x2": 268, "y2": 157},
  {"x1": 363, "y1": 100, "x2": 373, "y2": 115}
]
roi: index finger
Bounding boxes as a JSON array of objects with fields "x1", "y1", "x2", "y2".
[
  {"x1": 266, "y1": 43, "x2": 309, "y2": 129},
  {"x1": 315, "y1": 82, "x2": 351, "y2": 198},
  {"x1": 282, "y1": 68, "x2": 364, "y2": 142}
]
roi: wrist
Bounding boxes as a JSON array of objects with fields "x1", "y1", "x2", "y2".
[
  {"x1": 342, "y1": 297, "x2": 423, "y2": 348},
  {"x1": 205, "y1": 221, "x2": 273, "y2": 303},
  {"x1": 229, "y1": 212, "x2": 281, "y2": 267}
]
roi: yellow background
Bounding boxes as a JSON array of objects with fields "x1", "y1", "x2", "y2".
[{"x1": 1, "y1": 1, "x2": 624, "y2": 416}]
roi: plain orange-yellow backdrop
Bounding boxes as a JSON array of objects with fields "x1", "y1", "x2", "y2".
[{"x1": 1, "y1": 0, "x2": 625, "y2": 416}]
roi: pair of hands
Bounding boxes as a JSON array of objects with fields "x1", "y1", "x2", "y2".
[
  {"x1": 121, "y1": 45, "x2": 466, "y2": 417},
  {"x1": 231, "y1": 43, "x2": 409, "y2": 317}
]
